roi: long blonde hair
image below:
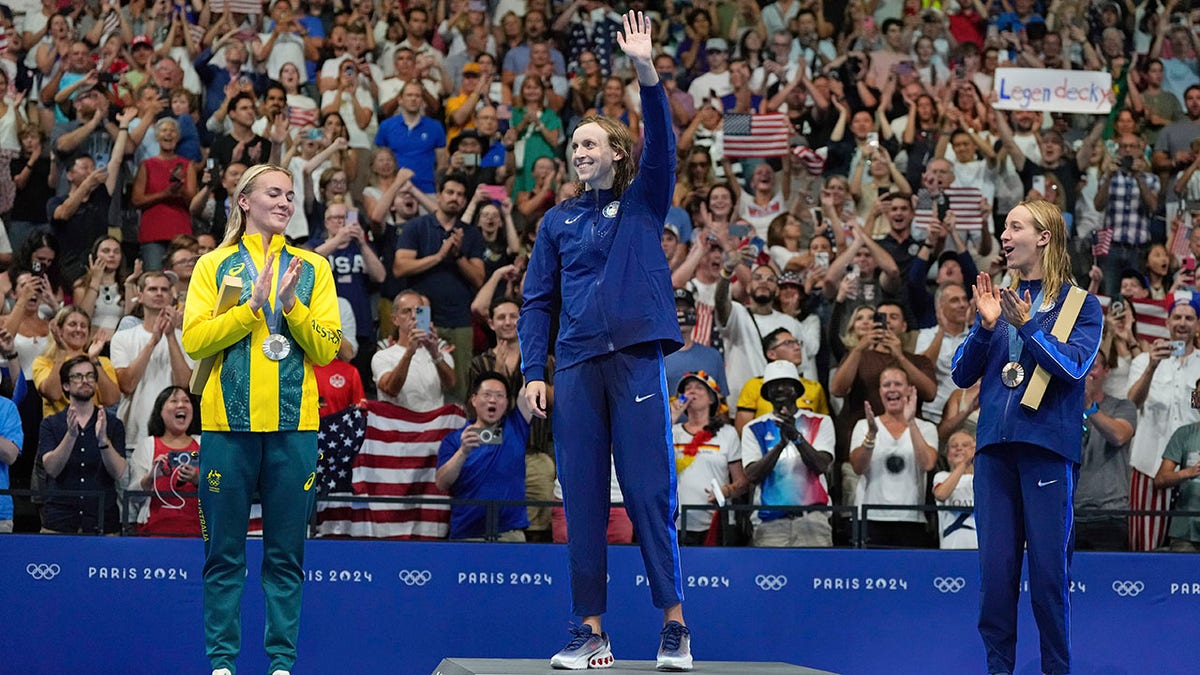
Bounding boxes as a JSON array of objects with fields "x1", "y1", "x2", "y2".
[
  {"x1": 220, "y1": 163, "x2": 292, "y2": 248},
  {"x1": 1009, "y1": 200, "x2": 1074, "y2": 303}
]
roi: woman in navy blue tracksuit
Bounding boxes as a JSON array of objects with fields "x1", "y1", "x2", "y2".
[
  {"x1": 518, "y1": 12, "x2": 693, "y2": 672},
  {"x1": 951, "y1": 200, "x2": 1102, "y2": 675}
]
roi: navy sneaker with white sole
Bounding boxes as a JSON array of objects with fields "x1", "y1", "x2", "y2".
[
  {"x1": 656, "y1": 621, "x2": 693, "y2": 671},
  {"x1": 549, "y1": 624, "x2": 615, "y2": 670}
]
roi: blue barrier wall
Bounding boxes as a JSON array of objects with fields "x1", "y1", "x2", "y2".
[{"x1": 1, "y1": 536, "x2": 1192, "y2": 674}]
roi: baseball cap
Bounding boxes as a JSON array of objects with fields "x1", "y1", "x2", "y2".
[
  {"x1": 463, "y1": 62, "x2": 482, "y2": 74},
  {"x1": 132, "y1": 35, "x2": 153, "y2": 50},
  {"x1": 705, "y1": 38, "x2": 729, "y2": 52},
  {"x1": 673, "y1": 287, "x2": 696, "y2": 308}
]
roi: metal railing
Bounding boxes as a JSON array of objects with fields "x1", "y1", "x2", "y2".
[{"x1": 6, "y1": 488, "x2": 1200, "y2": 548}]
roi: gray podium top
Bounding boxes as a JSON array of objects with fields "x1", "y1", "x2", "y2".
[{"x1": 432, "y1": 658, "x2": 837, "y2": 675}]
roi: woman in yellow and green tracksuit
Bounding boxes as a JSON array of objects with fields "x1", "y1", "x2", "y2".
[{"x1": 182, "y1": 164, "x2": 341, "y2": 675}]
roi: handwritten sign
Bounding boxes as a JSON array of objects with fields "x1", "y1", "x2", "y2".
[{"x1": 992, "y1": 67, "x2": 1113, "y2": 114}]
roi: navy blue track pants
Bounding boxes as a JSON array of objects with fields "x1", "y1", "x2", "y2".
[
  {"x1": 975, "y1": 442, "x2": 1078, "y2": 675},
  {"x1": 553, "y1": 342, "x2": 684, "y2": 616}
]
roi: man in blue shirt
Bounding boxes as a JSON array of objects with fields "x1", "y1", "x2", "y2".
[
  {"x1": 0, "y1": 392, "x2": 21, "y2": 532},
  {"x1": 394, "y1": 175, "x2": 485, "y2": 403},
  {"x1": 519, "y1": 12, "x2": 692, "y2": 672},
  {"x1": 375, "y1": 81, "x2": 447, "y2": 194},
  {"x1": 435, "y1": 370, "x2": 532, "y2": 540}
]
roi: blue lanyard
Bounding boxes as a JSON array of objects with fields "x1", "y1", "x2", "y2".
[
  {"x1": 238, "y1": 240, "x2": 292, "y2": 335},
  {"x1": 1007, "y1": 286, "x2": 1045, "y2": 363}
]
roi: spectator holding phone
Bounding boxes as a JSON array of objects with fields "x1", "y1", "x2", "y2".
[
  {"x1": 373, "y1": 290, "x2": 456, "y2": 411},
  {"x1": 131, "y1": 117, "x2": 196, "y2": 270},
  {"x1": 127, "y1": 385, "x2": 201, "y2": 536},
  {"x1": 1095, "y1": 134, "x2": 1161, "y2": 298}
]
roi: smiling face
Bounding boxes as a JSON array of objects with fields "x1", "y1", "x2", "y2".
[
  {"x1": 946, "y1": 431, "x2": 976, "y2": 467},
  {"x1": 488, "y1": 301, "x2": 519, "y2": 342},
  {"x1": 238, "y1": 170, "x2": 296, "y2": 237},
  {"x1": 161, "y1": 388, "x2": 194, "y2": 436},
  {"x1": 1167, "y1": 304, "x2": 1199, "y2": 343},
  {"x1": 878, "y1": 367, "x2": 909, "y2": 414},
  {"x1": 571, "y1": 122, "x2": 621, "y2": 190},
  {"x1": 1000, "y1": 205, "x2": 1051, "y2": 275},
  {"x1": 471, "y1": 377, "x2": 510, "y2": 427},
  {"x1": 58, "y1": 310, "x2": 91, "y2": 351}
]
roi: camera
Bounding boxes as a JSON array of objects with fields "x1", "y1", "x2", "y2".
[
  {"x1": 477, "y1": 426, "x2": 503, "y2": 445},
  {"x1": 1119, "y1": 155, "x2": 1133, "y2": 173},
  {"x1": 97, "y1": 71, "x2": 120, "y2": 84},
  {"x1": 873, "y1": 311, "x2": 888, "y2": 328},
  {"x1": 166, "y1": 451, "x2": 199, "y2": 468},
  {"x1": 31, "y1": 260, "x2": 44, "y2": 275}
]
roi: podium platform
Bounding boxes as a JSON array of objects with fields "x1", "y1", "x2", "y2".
[{"x1": 431, "y1": 658, "x2": 836, "y2": 675}]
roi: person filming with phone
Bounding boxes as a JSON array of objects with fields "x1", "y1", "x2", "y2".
[
  {"x1": 127, "y1": 385, "x2": 202, "y2": 536},
  {"x1": 435, "y1": 370, "x2": 534, "y2": 541},
  {"x1": 1094, "y1": 134, "x2": 1161, "y2": 298},
  {"x1": 372, "y1": 290, "x2": 456, "y2": 412}
]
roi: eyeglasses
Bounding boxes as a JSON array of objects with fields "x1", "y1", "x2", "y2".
[
  {"x1": 172, "y1": 256, "x2": 198, "y2": 267},
  {"x1": 476, "y1": 391, "x2": 507, "y2": 401},
  {"x1": 68, "y1": 372, "x2": 98, "y2": 383},
  {"x1": 772, "y1": 338, "x2": 801, "y2": 349}
]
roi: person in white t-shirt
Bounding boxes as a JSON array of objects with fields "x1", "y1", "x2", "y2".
[
  {"x1": 715, "y1": 261, "x2": 809, "y2": 402},
  {"x1": 371, "y1": 290, "x2": 455, "y2": 412},
  {"x1": 110, "y1": 272, "x2": 196, "y2": 451},
  {"x1": 850, "y1": 365, "x2": 939, "y2": 548},
  {"x1": 670, "y1": 371, "x2": 744, "y2": 545},
  {"x1": 932, "y1": 430, "x2": 977, "y2": 549}
]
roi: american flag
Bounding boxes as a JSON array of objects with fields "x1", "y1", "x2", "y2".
[
  {"x1": 287, "y1": 103, "x2": 319, "y2": 129},
  {"x1": 912, "y1": 186, "x2": 987, "y2": 235},
  {"x1": 791, "y1": 145, "x2": 826, "y2": 176},
  {"x1": 691, "y1": 301, "x2": 714, "y2": 347},
  {"x1": 246, "y1": 404, "x2": 368, "y2": 536},
  {"x1": 1173, "y1": 227, "x2": 1192, "y2": 262},
  {"x1": 1092, "y1": 227, "x2": 1114, "y2": 257},
  {"x1": 208, "y1": 0, "x2": 265, "y2": 14},
  {"x1": 723, "y1": 113, "x2": 791, "y2": 158},
  {"x1": 315, "y1": 400, "x2": 466, "y2": 539},
  {"x1": 103, "y1": 12, "x2": 120, "y2": 40},
  {"x1": 1129, "y1": 296, "x2": 1171, "y2": 343}
]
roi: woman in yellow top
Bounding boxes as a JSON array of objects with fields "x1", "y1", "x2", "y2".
[
  {"x1": 31, "y1": 307, "x2": 120, "y2": 417},
  {"x1": 182, "y1": 164, "x2": 341, "y2": 675}
]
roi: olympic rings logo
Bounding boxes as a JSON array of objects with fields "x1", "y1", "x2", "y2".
[
  {"x1": 1111, "y1": 580, "x2": 1144, "y2": 597},
  {"x1": 933, "y1": 576, "x2": 966, "y2": 593},
  {"x1": 755, "y1": 574, "x2": 788, "y2": 591},
  {"x1": 26, "y1": 563, "x2": 61, "y2": 580},
  {"x1": 398, "y1": 570, "x2": 432, "y2": 586}
]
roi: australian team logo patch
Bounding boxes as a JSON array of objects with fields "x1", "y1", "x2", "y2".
[{"x1": 603, "y1": 201, "x2": 620, "y2": 218}]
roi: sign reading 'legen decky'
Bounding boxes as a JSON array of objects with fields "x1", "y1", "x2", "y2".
[{"x1": 992, "y1": 67, "x2": 1114, "y2": 113}]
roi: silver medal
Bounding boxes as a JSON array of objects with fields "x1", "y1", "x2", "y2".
[
  {"x1": 263, "y1": 333, "x2": 291, "y2": 361},
  {"x1": 1001, "y1": 361, "x2": 1025, "y2": 388}
]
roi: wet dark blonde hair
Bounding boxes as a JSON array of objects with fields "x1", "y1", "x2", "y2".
[{"x1": 1008, "y1": 199, "x2": 1074, "y2": 303}]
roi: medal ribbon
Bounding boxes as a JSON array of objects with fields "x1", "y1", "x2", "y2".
[
  {"x1": 1007, "y1": 286, "x2": 1045, "y2": 364},
  {"x1": 238, "y1": 240, "x2": 292, "y2": 336}
]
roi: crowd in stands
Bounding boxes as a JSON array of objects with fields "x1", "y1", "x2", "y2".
[{"x1": 0, "y1": 0, "x2": 1199, "y2": 551}]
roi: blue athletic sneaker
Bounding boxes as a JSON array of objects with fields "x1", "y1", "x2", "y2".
[
  {"x1": 549, "y1": 624, "x2": 615, "y2": 670},
  {"x1": 656, "y1": 621, "x2": 693, "y2": 671}
]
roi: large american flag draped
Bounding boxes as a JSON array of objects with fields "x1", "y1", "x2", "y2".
[
  {"x1": 723, "y1": 113, "x2": 791, "y2": 158},
  {"x1": 316, "y1": 400, "x2": 466, "y2": 539},
  {"x1": 247, "y1": 404, "x2": 368, "y2": 536}
]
